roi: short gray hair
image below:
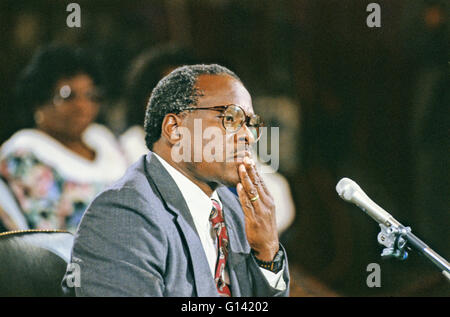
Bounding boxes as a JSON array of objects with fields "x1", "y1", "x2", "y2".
[{"x1": 143, "y1": 64, "x2": 241, "y2": 149}]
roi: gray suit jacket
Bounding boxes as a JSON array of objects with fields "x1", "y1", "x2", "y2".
[{"x1": 65, "y1": 152, "x2": 290, "y2": 296}]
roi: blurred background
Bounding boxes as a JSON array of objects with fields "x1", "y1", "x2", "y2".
[{"x1": 0, "y1": 0, "x2": 448, "y2": 296}]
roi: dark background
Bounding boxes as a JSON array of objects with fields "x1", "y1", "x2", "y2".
[{"x1": 0, "y1": 0, "x2": 448, "y2": 296}]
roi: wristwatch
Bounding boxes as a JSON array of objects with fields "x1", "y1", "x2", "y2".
[{"x1": 253, "y1": 247, "x2": 284, "y2": 274}]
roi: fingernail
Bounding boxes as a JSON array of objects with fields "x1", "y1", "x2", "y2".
[
  {"x1": 237, "y1": 183, "x2": 242, "y2": 191},
  {"x1": 239, "y1": 164, "x2": 246, "y2": 173}
]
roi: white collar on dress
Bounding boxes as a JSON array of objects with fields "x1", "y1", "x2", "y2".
[{"x1": 0, "y1": 123, "x2": 128, "y2": 183}]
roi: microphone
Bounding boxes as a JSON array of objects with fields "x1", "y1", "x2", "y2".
[
  {"x1": 335, "y1": 177, "x2": 402, "y2": 228},
  {"x1": 336, "y1": 177, "x2": 450, "y2": 280}
]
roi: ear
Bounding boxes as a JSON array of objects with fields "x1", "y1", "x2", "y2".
[{"x1": 160, "y1": 113, "x2": 183, "y2": 145}]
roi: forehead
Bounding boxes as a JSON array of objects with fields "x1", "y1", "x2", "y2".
[{"x1": 194, "y1": 74, "x2": 253, "y2": 113}]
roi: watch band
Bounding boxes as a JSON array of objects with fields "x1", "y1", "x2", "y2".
[{"x1": 253, "y1": 247, "x2": 284, "y2": 273}]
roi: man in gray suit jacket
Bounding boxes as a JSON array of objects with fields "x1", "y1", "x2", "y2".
[{"x1": 64, "y1": 64, "x2": 290, "y2": 296}]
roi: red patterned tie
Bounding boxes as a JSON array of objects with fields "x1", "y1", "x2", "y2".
[{"x1": 210, "y1": 199, "x2": 232, "y2": 297}]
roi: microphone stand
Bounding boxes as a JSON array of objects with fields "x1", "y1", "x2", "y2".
[
  {"x1": 336, "y1": 177, "x2": 449, "y2": 282},
  {"x1": 377, "y1": 223, "x2": 450, "y2": 281}
]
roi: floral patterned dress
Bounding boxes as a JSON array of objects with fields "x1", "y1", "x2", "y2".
[{"x1": 0, "y1": 124, "x2": 128, "y2": 232}]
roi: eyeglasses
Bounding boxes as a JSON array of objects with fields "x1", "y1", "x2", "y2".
[
  {"x1": 53, "y1": 85, "x2": 103, "y2": 106},
  {"x1": 183, "y1": 104, "x2": 263, "y2": 141}
]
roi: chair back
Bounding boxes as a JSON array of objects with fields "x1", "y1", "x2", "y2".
[{"x1": 0, "y1": 229, "x2": 74, "y2": 296}]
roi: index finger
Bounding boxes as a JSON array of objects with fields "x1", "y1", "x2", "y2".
[
  {"x1": 236, "y1": 182, "x2": 256, "y2": 220},
  {"x1": 243, "y1": 157, "x2": 272, "y2": 200}
]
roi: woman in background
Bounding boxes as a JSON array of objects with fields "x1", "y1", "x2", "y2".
[{"x1": 0, "y1": 44, "x2": 128, "y2": 232}]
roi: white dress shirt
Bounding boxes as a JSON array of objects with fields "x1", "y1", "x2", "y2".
[{"x1": 154, "y1": 153, "x2": 286, "y2": 291}]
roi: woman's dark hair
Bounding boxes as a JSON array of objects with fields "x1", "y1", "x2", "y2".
[
  {"x1": 124, "y1": 44, "x2": 198, "y2": 127},
  {"x1": 15, "y1": 44, "x2": 103, "y2": 128}
]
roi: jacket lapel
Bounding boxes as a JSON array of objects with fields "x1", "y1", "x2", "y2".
[{"x1": 144, "y1": 152, "x2": 218, "y2": 296}]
